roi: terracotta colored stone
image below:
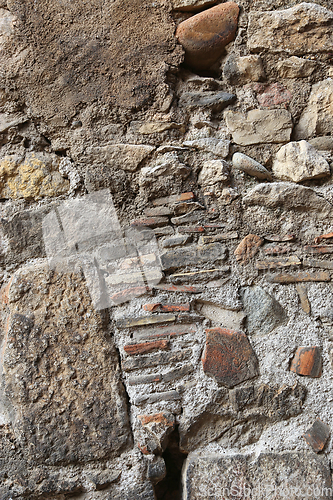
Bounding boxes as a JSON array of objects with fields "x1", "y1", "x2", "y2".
[
  {"x1": 124, "y1": 340, "x2": 169, "y2": 356},
  {"x1": 175, "y1": 2, "x2": 240, "y2": 70},
  {"x1": 256, "y1": 83, "x2": 292, "y2": 108},
  {"x1": 143, "y1": 303, "x2": 161, "y2": 312},
  {"x1": 290, "y1": 347, "x2": 322, "y2": 377},
  {"x1": 234, "y1": 234, "x2": 263, "y2": 265},
  {"x1": 304, "y1": 419, "x2": 330, "y2": 453},
  {"x1": 202, "y1": 327, "x2": 259, "y2": 388}
]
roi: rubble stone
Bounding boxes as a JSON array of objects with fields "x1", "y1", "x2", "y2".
[
  {"x1": 241, "y1": 286, "x2": 287, "y2": 335},
  {"x1": 223, "y1": 54, "x2": 265, "y2": 85},
  {"x1": 277, "y1": 56, "x2": 317, "y2": 78}
]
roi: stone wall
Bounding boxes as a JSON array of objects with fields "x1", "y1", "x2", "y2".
[{"x1": 0, "y1": 0, "x2": 333, "y2": 498}]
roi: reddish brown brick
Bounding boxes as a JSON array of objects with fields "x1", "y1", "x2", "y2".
[
  {"x1": 124, "y1": 339, "x2": 169, "y2": 356},
  {"x1": 110, "y1": 286, "x2": 148, "y2": 304},
  {"x1": 314, "y1": 232, "x2": 333, "y2": 244},
  {"x1": 153, "y1": 192, "x2": 195, "y2": 206},
  {"x1": 303, "y1": 419, "x2": 330, "y2": 453},
  {"x1": 268, "y1": 271, "x2": 330, "y2": 283},
  {"x1": 143, "y1": 303, "x2": 161, "y2": 312},
  {"x1": 130, "y1": 216, "x2": 169, "y2": 228},
  {"x1": 290, "y1": 346, "x2": 322, "y2": 377},
  {"x1": 202, "y1": 327, "x2": 259, "y2": 388},
  {"x1": 138, "y1": 412, "x2": 175, "y2": 429},
  {"x1": 143, "y1": 303, "x2": 190, "y2": 313},
  {"x1": 234, "y1": 234, "x2": 263, "y2": 265}
]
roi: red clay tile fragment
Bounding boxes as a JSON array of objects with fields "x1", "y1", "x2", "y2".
[
  {"x1": 202, "y1": 327, "x2": 259, "y2": 388},
  {"x1": 176, "y1": 2, "x2": 240, "y2": 70},
  {"x1": 143, "y1": 303, "x2": 161, "y2": 312},
  {"x1": 314, "y1": 232, "x2": 333, "y2": 244},
  {"x1": 142, "y1": 303, "x2": 190, "y2": 312},
  {"x1": 124, "y1": 340, "x2": 169, "y2": 356},
  {"x1": 234, "y1": 234, "x2": 263, "y2": 265},
  {"x1": 256, "y1": 83, "x2": 292, "y2": 108},
  {"x1": 303, "y1": 419, "x2": 330, "y2": 453},
  {"x1": 178, "y1": 226, "x2": 205, "y2": 233},
  {"x1": 290, "y1": 346, "x2": 322, "y2": 377},
  {"x1": 110, "y1": 286, "x2": 148, "y2": 304}
]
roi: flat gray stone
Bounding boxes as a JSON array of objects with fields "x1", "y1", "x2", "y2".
[
  {"x1": 179, "y1": 91, "x2": 236, "y2": 111},
  {"x1": 241, "y1": 286, "x2": 287, "y2": 335}
]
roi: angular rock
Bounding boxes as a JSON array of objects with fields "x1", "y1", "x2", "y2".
[
  {"x1": 256, "y1": 82, "x2": 292, "y2": 108},
  {"x1": 309, "y1": 136, "x2": 333, "y2": 151},
  {"x1": 86, "y1": 144, "x2": 155, "y2": 172},
  {"x1": 196, "y1": 301, "x2": 246, "y2": 330},
  {"x1": 268, "y1": 271, "x2": 330, "y2": 283},
  {"x1": 175, "y1": 2, "x2": 240, "y2": 70},
  {"x1": 225, "y1": 109, "x2": 293, "y2": 145},
  {"x1": 304, "y1": 419, "x2": 330, "y2": 453},
  {"x1": 290, "y1": 346, "x2": 322, "y2": 377},
  {"x1": 232, "y1": 152, "x2": 272, "y2": 180},
  {"x1": 277, "y1": 56, "x2": 317, "y2": 78},
  {"x1": 198, "y1": 159, "x2": 229, "y2": 187},
  {"x1": 295, "y1": 79, "x2": 333, "y2": 140},
  {"x1": 147, "y1": 456, "x2": 166, "y2": 484},
  {"x1": 161, "y1": 242, "x2": 227, "y2": 270},
  {"x1": 0, "y1": 112, "x2": 27, "y2": 132},
  {"x1": 272, "y1": 140, "x2": 330, "y2": 182},
  {"x1": 248, "y1": 3, "x2": 333, "y2": 54},
  {"x1": 241, "y1": 286, "x2": 287, "y2": 336},
  {"x1": 139, "y1": 152, "x2": 191, "y2": 187},
  {"x1": 243, "y1": 182, "x2": 333, "y2": 216},
  {"x1": 172, "y1": 0, "x2": 216, "y2": 11},
  {"x1": 183, "y1": 138, "x2": 230, "y2": 158},
  {"x1": 138, "y1": 412, "x2": 175, "y2": 453},
  {"x1": 234, "y1": 234, "x2": 263, "y2": 265},
  {"x1": 223, "y1": 54, "x2": 265, "y2": 85},
  {"x1": 183, "y1": 452, "x2": 332, "y2": 500},
  {"x1": 178, "y1": 91, "x2": 236, "y2": 111},
  {"x1": 202, "y1": 327, "x2": 259, "y2": 388}
]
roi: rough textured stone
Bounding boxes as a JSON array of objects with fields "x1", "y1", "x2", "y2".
[
  {"x1": 243, "y1": 182, "x2": 333, "y2": 216},
  {"x1": 183, "y1": 452, "x2": 332, "y2": 500},
  {"x1": 153, "y1": 192, "x2": 195, "y2": 206},
  {"x1": 268, "y1": 271, "x2": 330, "y2": 283},
  {"x1": 172, "y1": 0, "x2": 216, "y2": 11},
  {"x1": 241, "y1": 286, "x2": 287, "y2": 335},
  {"x1": 198, "y1": 160, "x2": 229, "y2": 187},
  {"x1": 248, "y1": 3, "x2": 333, "y2": 54},
  {"x1": 138, "y1": 412, "x2": 175, "y2": 453},
  {"x1": 178, "y1": 91, "x2": 236, "y2": 111},
  {"x1": 122, "y1": 348, "x2": 192, "y2": 371},
  {"x1": 86, "y1": 144, "x2": 155, "y2": 172},
  {"x1": 183, "y1": 138, "x2": 230, "y2": 158},
  {"x1": 162, "y1": 234, "x2": 191, "y2": 248},
  {"x1": 116, "y1": 313, "x2": 176, "y2": 328},
  {"x1": 272, "y1": 140, "x2": 330, "y2": 182},
  {"x1": 175, "y1": 2, "x2": 240, "y2": 70},
  {"x1": 223, "y1": 54, "x2": 265, "y2": 85},
  {"x1": 225, "y1": 109, "x2": 293, "y2": 145},
  {"x1": 161, "y1": 243, "x2": 227, "y2": 270},
  {"x1": 1, "y1": 263, "x2": 131, "y2": 465},
  {"x1": 309, "y1": 136, "x2": 333, "y2": 151},
  {"x1": 202, "y1": 327, "x2": 259, "y2": 388},
  {"x1": 304, "y1": 419, "x2": 330, "y2": 453},
  {"x1": 290, "y1": 346, "x2": 322, "y2": 377},
  {"x1": 277, "y1": 56, "x2": 317, "y2": 78},
  {"x1": 197, "y1": 301, "x2": 246, "y2": 330},
  {"x1": 256, "y1": 255, "x2": 301, "y2": 270},
  {"x1": 234, "y1": 234, "x2": 263, "y2": 265},
  {"x1": 295, "y1": 79, "x2": 333, "y2": 140},
  {"x1": 256, "y1": 82, "x2": 292, "y2": 108},
  {"x1": 232, "y1": 152, "x2": 272, "y2": 180},
  {"x1": 296, "y1": 283, "x2": 311, "y2": 314}
]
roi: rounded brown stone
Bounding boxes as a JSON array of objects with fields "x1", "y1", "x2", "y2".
[{"x1": 175, "y1": 2, "x2": 240, "y2": 70}]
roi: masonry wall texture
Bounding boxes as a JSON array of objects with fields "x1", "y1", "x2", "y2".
[{"x1": 0, "y1": 0, "x2": 333, "y2": 498}]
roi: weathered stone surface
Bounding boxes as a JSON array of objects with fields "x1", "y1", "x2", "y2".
[
  {"x1": 86, "y1": 144, "x2": 155, "y2": 172},
  {"x1": 128, "y1": 373, "x2": 162, "y2": 386},
  {"x1": 303, "y1": 258, "x2": 333, "y2": 270},
  {"x1": 133, "y1": 324, "x2": 196, "y2": 341},
  {"x1": 202, "y1": 327, "x2": 259, "y2": 388},
  {"x1": 161, "y1": 243, "x2": 227, "y2": 270},
  {"x1": 296, "y1": 283, "x2": 311, "y2": 314},
  {"x1": 200, "y1": 232, "x2": 238, "y2": 243},
  {"x1": 135, "y1": 390, "x2": 181, "y2": 405},
  {"x1": 290, "y1": 346, "x2": 322, "y2": 377},
  {"x1": 255, "y1": 255, "x2": 301, "y2": 270},
  {"x1": 295, "y1": 79, "x2": 333, "y2": 140},
  {"x1": 241, "y1": 286, "x2": 287, "y2": 336},
  {"x1": 243, "y1": 182, "x2": 333, "y2": 216},
  {"x1": 197, "y1": 301, "x2": 246, "y2": 330},
  {"x1": 183, "y1": 452, "x2": 332, "y2": 500},
  {"x1": 172, "y1": 0, "x2": 216, "y2": 11},
  {"x1": 153, "y1": 192, "x2": 195, "y2": 206},
  {"x1": 272, "y1": 141, "x2": 330, "y2": 182},
  {"x1": 138, "y1": 122, "x2": 181, "y2": 134},
  {"x1": 1, "y1": 264, "x2": 131, "y2": 465},
  {"x1": 264, "y1": 233, "x2": 295, "y2": 242},
  {"x1": 147, "y1": 456, "x2": 166, "y2": 484},
  {"x1": 309, "y1": 136, "x2": 333, "y2": 151},
  {"x1": 198, "y1": 160, "x2": 229, "y2": 187},
  {"x1": 138, "y1": 412, "x2": 175, "y2": 454},
  {"x1": 183, "y1": 138, "x2": 230, "y2": 158},
  {"x1": 223, "y1": 54, "x2": 265, "y2": 85},
  {"x1": 268, "y1": 271, "x2": 330, "y2": 283},
  {"x1": 305, "y1": 245, "x2": 333, "y2": 254},
  {"x1": 304, "y1": 419, "x2": 330, "y2": 453},
  {"x1": 248, "y1": 3, "x2": 333, "y2": 54},
  {"x1": 277, "y1": 56, "x2": 317, "y2": 78},
  {"x1": 162, "y1": 234, "x2": 191, "y2": 248},
  {"x1": 140, "y1": 152, "x2": 191, "y2": 187},
  {"x1": 256, "y1": 82, "x2": 292, "y2": 108},
  {"x1": 232, "y1": 152, "x2": 272, "y2": 180},
  {"x1": 234, "y1": 234, "x2": 263, "y2": 265},
  {"x1": 178, "y1": 91, "x2": 236, "y2": 111},
  {"x1": 0, "y1": 112, "x2": 27, "y2": 132},
  {"x1": 122, "y1": 348, "x2": 192, "y2": 371},
  {"x1": 116, "y1": 313, "x2": 176, "y2": 329},
  {"x1": 162, "y1": 364, "x2": 193, "y2": 382},
  {"x1": 175, "y1": 2, "x2": 240, "y2": 70},
  {"x1": 178, "y1": 225, "x2": 205, "y2": 233},
  {"x1": 225, "y1": 109, "x2": 293, "y2": 145}
]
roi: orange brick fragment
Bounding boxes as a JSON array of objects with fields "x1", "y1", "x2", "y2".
[
  {"x1": 314, "y1": 232, "x2": 333, "y2": 244},
  {"x1": 143, "y1": 303, "x2": 161, "y2": 312},
  {"x1": 290, "y1": 346, "x2": 322, "y2": 377},
  {"x1": 234, "y1": 234, "x2": 263, "y2": 265},
  {"x1": 124, "y1": 339, "x2": 169, "y2": 356}
]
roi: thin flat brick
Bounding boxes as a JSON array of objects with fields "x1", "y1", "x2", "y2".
[
  {"x1": 255, "y1": 255, "x2": 301, "y2": 270},
  {"x1": 122, "y1": 348, "x2": 192, "y2": 371},
  {"x1": 133, "y1": 324, "x2": 196, "y2": 341},
  {"x1": 161, "y1": 243, "x2": 227, "y2": 270},
  {"x1": 130, "y1": 217, "x2": 169, "y2": 228},
  {"x1": 263, "y1": 245, "x2": 291, "y2": 255},
  {"x1": 124, "y1": 340, "x2": 169, "y2": 356},
  {"x1": 107, "y1": 269, "x2": 162, "y2": 286},
  {"x1": 162, "y1": 364, "x2": 193, "y2": 382},
  {"x1": 162, "y1": 234, "x2": 191, "y2": 248},
  {"x1": 178, "y1": 226, "x2": 205, "y2": 233},
  {"x1": 296, "y1": 283, "x2": 311, "y2": 314},
  {"x1": 143, "y1": 303, "x2": 190, "y2": 313},
  {"x1": 264, "y1": 233, "x2": 295, "y2": 242},
  {"x1": 154, "y1": 226, "x2": 174, "y2": 236},
  {"x1": 268, "y1": 271, "x2": 330, "y2": 283},
  {"x1": 202, "y1": 327, "x2": 259, "y2": 388},
  {"x1": 127, "y1": 374, "x2": 162, "y2": 385},
  {"x1": 134, "y1": 390, "x2": 181, "y2": 405},
  {"x1": 303, "y1": 258, "x2": 333, "y2": 270},
  {"x1": 170, "y1": 268, "x2": 230, "y2": 283},
  {"x1": 314, "y1": 232, "x2": 333, "y2": 244},
  {"x1": 304, "y1": 419, "x2": 330, "y2": 453},
  {"x1": 143, "y1": 303, "x2": 161, "y2": 312},
  {"x1": 200, "y1": 232, "x2": 238, "y2": 244},
  {"x1": 116, "y1": 313, "x2": 176, "y2": 328},
  {"x1": 234, "y1": 234, "x2": 263, "y2": 265},
  {"x1": 153, "y1": 192, "x2": 195, "y2": 206},
  {"x1": 110, "y1": 286, "x2": 148, "y2": 304},
  {"x1": 290, "y1": 346, "x2": 322, "y2": 377},
  {"x1": 305, "y1": 245, "x2": 333, "y2": 254},
  {"x1": 153, "y1": 284, "x2": 203, "y2": 293},
  {"x1": 170, "y1": 211, "x2": 205, "y2": 225},
  {"x1": 144, "y1": 206, "x2": 173, "y2": 216}
]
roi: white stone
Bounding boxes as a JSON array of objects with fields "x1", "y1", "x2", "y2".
[
  {"x1": 277, "y1": 56, "x2": 317, "y2": 78},
  {"x1": 248, "y1": 3, "x2": 333, "y2": 54},
  {"x1": 272, "y1": 141, "x2": 330, "y2": 183},
  {"x1": 183, "y1": 138, "x2": 230, "y2": 158},
  {"x1": 172, "y1": 0, "x2": 216, "y2": 11},
  {"x1": 224, "y1": 109, "x2": 293, "y2": 145},
  {"x1": 198, "y1": 160, "x2": 229, "y2": 187},
  {"x1": 294, "y1": 79, "x2": 333, "y2": 140},
  {"x1": 139, "y1": 152, "x2": 190, "y2": 187},
  {"x1": 232, "y1": 152, "x2": 272, "y2": 180},
  {"x1": 0, "y1": 112, "x2": 27, "y2": 133},
  {"x1": 196, "y1": 301, "x2": 246, "y2": 331}
]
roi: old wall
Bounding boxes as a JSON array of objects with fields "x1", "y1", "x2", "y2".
[{"x1": 0, "y1": 0, "x2": 333, "y2": 498}]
